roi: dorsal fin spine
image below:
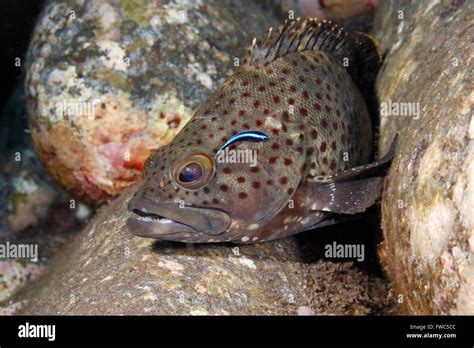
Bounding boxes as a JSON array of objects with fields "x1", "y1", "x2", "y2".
[{"x1": 243, "y1": 18, "x2": 381, "y2": 96}]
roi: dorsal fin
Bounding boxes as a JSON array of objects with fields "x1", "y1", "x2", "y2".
[{"x1": 243, "y1": 18, "x2": 381, "y2": 95}]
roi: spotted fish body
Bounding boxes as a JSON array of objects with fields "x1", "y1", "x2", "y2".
[{"x1": 127, "y1": 18, "x2": 396, "y2": 244}]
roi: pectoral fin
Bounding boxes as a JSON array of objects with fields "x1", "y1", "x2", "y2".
[
  {"x1": 308, "y1": 136, "x2": 397, "y2": 215},
  {"x1": 309, "y1": 177, "x2": 384, "y2": 214}
]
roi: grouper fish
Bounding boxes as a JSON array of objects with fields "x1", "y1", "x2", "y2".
[{"x1": 127, "y1": 18, "x2": 396, "y2": 244}]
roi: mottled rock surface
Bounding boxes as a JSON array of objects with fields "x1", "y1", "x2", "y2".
[
  {"x1": 26, "y1": 0, "x2": 277, "y2": 204},
  {"x1": 374, "y1": 0, "x2": 473, "y2": 314},
  {"x1": 12, "y1": 186, "x2": 393, "y2": 315}
]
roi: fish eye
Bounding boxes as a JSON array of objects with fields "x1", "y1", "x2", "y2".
[
  {"x1": 172, "y1": 153, "x2": 215, "y2": 190},
  {"x1": 178, "y1": 162, "x2": 202, "y2": 182}
]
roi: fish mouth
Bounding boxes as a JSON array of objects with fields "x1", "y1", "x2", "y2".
[{"x1": 126, "y1": 196, "x2": 231, "y2": 238}]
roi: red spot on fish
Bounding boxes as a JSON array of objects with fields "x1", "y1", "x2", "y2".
[
  {"x1": 291, "y1": 59, "x2": 298, "y2": 66},
  {"x1": 267, "y1": 69, "x2": 273, "y2": 74},
  {"x1": 311, "y1": 129, "x2": 318, "y2": 139},
  {"x1": 242, "y1": 92, "x2": 250, "y2": 97},
  {"x1": 320, "y1": 142, "x2": 327, "y2": 152},
  {"x1": 273, "y1": 96, "x2": 280, "y2": 103},
  {"x1": 299, "y1": 76, "x2": 306, "y2": 83},
  {"x1": 282, "y1": 68, "x2": 289, "y2": 74},
  {"x1": 239, "y1": 110, "x2": 246, "y2": 116},
  {"x1": 223, "y1": 109, "x2": 228, "y2": 116},
  {"x1": 269, "y1": 157, "x2": 277, "y2": 164},
  {"x1": 242, "y1": 80, "x2": 249, "y2": 86},
  {"x1": 316, "y1": 92, "x2": 322, "y2": 99},
  {"x1": 300, "y1": 108, "x2": 308, "y2": 117},
  {"x1": 302, "y1": 91, "x2": 309, "y2": 99},
  {"x1": 290, "y1": 85, "x2": 297, "y2": 92},
  {"x1": 237, "y1": 176, "x2": 245, "y2": 183},
  {"x1": 285, "y1": 139, "x2": 293, "y2": 146},
  {"x1": 231, "y1": 119, "x2": 237, "y2": 126},
  {"x1": 201, "y1": 124, "x2": 207, "y2": 130},
  {"x1": 331, "y1": 142, "x2": 337, "y2": 150},
  {"x1": 271, "y1": 143, "x2": 279, "y2": 150},
  {"x1": 330, "y1": 160, "x2": 337, "y2": 171},
  {"x1": 252, "y1": 181, "x2": 261, "y2": 189},
  {"x1": 238, "y1": 192, "x2": 248, "y2": 199},
  {"x1": 229, "y1": 98, "x2": 236, "y2": 104},
  {"x1": 279, "y1": 177, "x2": 288, "y2": 185},
  {"x1": 253, "y1": 100, "x2": 260, "y2": 108},
  {"x1": 288, "y1": 98, "x2": 295, "y2": 105},
  {"x1": 251, "y1": 167, "x2": 259, "y2": 173},
  {"x1": 220, "y1": 184, "x2": 229, "y2": 192},
  {"x1": 263, "y1": 108, "x2": 270, "y2": 115},
  {"x1": 325, "y1": 105, "x2": 331, "y2": 113},
  {"x1": 314, "y1": 103, "x2": 321, "y2": 112},
  {"x1": 256, "y1": 119, "x2": 263, "y2": 126},
  {"x1": 322, "y1": 157, "x2": 328, "y2": 165},
  {"x1": 332, "y1": 121, "x2": 338, "y2": 130},
  {"x1": 267, "y1": 179, "x2": 273, "y2": 185},
  {"x1": 284, "y1": 158, "x2": 292, "y2": 166},
  {"x1": 316, "y1": 78, "x2": 322, "y2": 85},
  {"x1": 269, "y1": 81, "x2": 276, "y2": 87},
  {"x1": 258, "y1": 86, "x2": 265, "y2": 92},
  {"x1": 253, "y1": 73, "x2": 260, "y2": 79},
  {"x1": 223, "y1": 167, "x2": 232, "y2": 174}
]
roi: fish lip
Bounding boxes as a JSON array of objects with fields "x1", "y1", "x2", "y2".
[{"x1": 126, "y1": 195, "x2": 231, "y2": 238}]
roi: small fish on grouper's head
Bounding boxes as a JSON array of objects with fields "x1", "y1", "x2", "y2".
[{"x1": 127, "y1": 18, "x2": 397, "y2": 244}]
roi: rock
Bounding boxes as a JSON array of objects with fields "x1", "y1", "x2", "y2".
[
  {"x1": 279, "y1": 0, "x2": 377, "y2": 32},
  {"x1": 0, "y1": 261, "x2": 43, "y2": 308},
  {"x1": 12, "y1": 186, "x2": 394, "y2": 315},
  {"x1": 0, "y1": 148, "x2": 60, "y2": 237},
  {"x1": 25, "y1": 0, "x2": 277, "y2": 205},
  {"x1": 374, "y1": 0, "x2": 474, "y2": 314}
]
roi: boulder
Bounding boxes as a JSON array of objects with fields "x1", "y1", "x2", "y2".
[
  {"x1": 12, "y1": 187, "x2": 393, "y2": 315},
  {"x1": 374, "y1": 0, "x2": 474, "y2": 314},
  {"x1": 25, "y1": 0, "x2": 277, "y2": 204}
]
